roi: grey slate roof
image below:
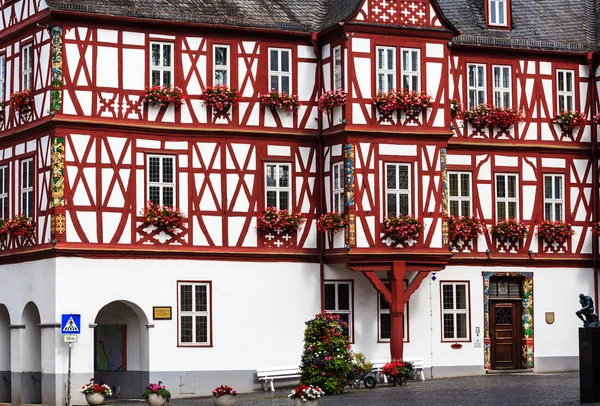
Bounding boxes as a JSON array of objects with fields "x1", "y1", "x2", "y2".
[{"x1": 44, "y1": 0, "x2": 600, "y2": 52}]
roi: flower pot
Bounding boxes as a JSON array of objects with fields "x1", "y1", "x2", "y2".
[
  {"x1": 85, "y1": 393, "x2": 105, "y2": 405},
  {"x1": 213, "y1": 394, "x2": 236, "y2": 406},
  {"x1": 293, "y1": 398, "x2": 318, "y2": 406},
  {"x1": 146, "y1": 393, "x2": 168, "y2": 406}
]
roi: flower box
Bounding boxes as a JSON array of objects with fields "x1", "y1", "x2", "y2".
[
  {"x1": 318, "y1": 89, "x2": 347, "y2": 113},
  {"x1": 382, "y1": 215, "x2": 423, "y2": 244},
  {"x1": 448, "y1": 216, "x2": 483, "y2": 243},
  {"x1": 5, "y1": 215, "x2": 35, "y2": 239},
  {"x1": 552, "y1": 109, "x2": 586, "y2": 137},
  {"x1": 257, "y1": 207, "x2": 306, "y2": 233},
  {"x1": 259, "y1": 89, "x2": 300, "y2": 112},
  {"x1": 536, "y1": 220, "x2": 574, "y2": 245},
  {"x1": 199, "y1": 85, "x2": 239, "y2": 114},
  {"x1": 316, "y1": 212, "x2": 346, "y2": 234},
  {"x1": 141, "y1": 86, "x2": 185, "y2": 107},
  {"x1": 8, "y1": 90, "x2": 33, "y2": 113},
  {"x1": 141, "y1": 201, "x2": 185, "y2": 233},
  {"x1": 491, "y1": 218, "x2": 528, "y2": 242},
  {"x1": 450, "y1": 98, "x2": 462, "y2": 118},
  {"x1": 373, "y1": 89, "x2": 433, "y2": 117},
  {"x1": 463, "y1": 104, "x2": 521, "y2": 136}
]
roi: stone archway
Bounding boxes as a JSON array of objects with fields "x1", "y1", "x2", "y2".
[
  {"x1": 21, "y1": 302, "x2": 41, "y2": 404},
  {"x1": 0, "y1": 304, "x2": 10, "y2": 402},
  {"x1": 94, "y1": 300, "x2": 149, "y2": 398}
]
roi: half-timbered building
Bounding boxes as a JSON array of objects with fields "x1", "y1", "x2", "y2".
[{"x1": 0, "y1": 0, "x2": 598, "y2": 403}]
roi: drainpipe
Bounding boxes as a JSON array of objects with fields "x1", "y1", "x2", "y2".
[
  {"x1": 588, "y1": 52, "x2": 599, "y2": 312},
  {"x1": 312, "y1": 32, "x2": 325, "y2": 311}
]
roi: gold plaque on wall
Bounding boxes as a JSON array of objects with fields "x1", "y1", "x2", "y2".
[
  {"x1": 545, "y1": 312, "x2": 555, "y2": 324},
  {"x1": 153, "y1": 307, "x2": 172, "y2": 320}
]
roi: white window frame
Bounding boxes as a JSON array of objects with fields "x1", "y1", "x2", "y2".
[
  {"x1": 213, "y1": 44, "x2": 230, "y2": 86},
  {"x1": 22, "y1": 44, "x2": 32, "y2": 91},
  {"x1": 376, "y1": 46, "x2": 396, "y2": 92},
  {"x1": 268, "y1": 48, "x2": 291, "y2": 94},
  {"x1": 385, "y1": 163, "x2": 411, "y2": 217},
  {"x1": 178, "y1": 281, "x2": 211, "y2": 346},
  {"x1": 333, "y1": 46, "x2": 342, "y2": 90},
  {"x1": 493, "y1": 65, "x2": 511, "y2": 108},
  {"x1": 543, "y1": 174, "x2": 564, "y2": 221},
  {"x1": 324, "y1": 281, "x2": 353, "y2": 341},
  {"x1": 150, "y1": 42, "x2": 174, "y2": 87},
  {"x1": 557, "y1": 69, "x2": 574, "y2": 112},
  {"x1": 467, "y1": 64, "x2": 486, "y2": 109},
  {"x1": 489, "y1": 0, "x2": 507, "y2": 26},
  {"x1": 265, "y1": 163, "x2": 291, "y2": 211},
  {"x1": 0, "y1": 55, "x2": 5, "y2": 103},
  {"x1": 332, "y1": 162, "x2": 344, "y2": 214},
  {"x1": 0, "y1": 165, "x2": 8, "y2": 220},
  {"x1": 147, "y1": 155, "x2": 175, "y2": 207},
  {"x1": 448, "y1": 171, "x2": 472, "y2": 217},
  {"x1": 21, "y1": 158, "x2": 34, "y2": 218},
  {"x1": 441, "y1": 281, "x2": 470, "y2": 341},
  {"x1": 401, "y1": 48, "x2": 420, "y2": 91},
  {"x1": 378, "y1": 281, "x2": 408, "y2": 342},
  {"x1": 495, "y1": 173, "x2": 519, "y2": 221}
]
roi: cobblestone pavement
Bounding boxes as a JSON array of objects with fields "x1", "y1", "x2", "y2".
[{"x1": 108, "y1": 372, "x2": 600, "y2": 406}]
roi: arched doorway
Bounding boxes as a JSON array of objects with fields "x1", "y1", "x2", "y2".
[
  {"x1": 21, "y1": 302, "x2": 41, "y2": 404},
  {"x1": 94, "y1": 301, "x2": 149, "y2": 398},
  {"x1": 0, "y1": 304, "x2": 10, "y2": 402}
]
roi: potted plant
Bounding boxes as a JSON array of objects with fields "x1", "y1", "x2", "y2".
[
  {"x1": 141, "y1": 86, "x2": 185, "y2": 107},
  {"x1": 491, "y1": 218, "x2": 528, "y2": 243},
  {"x1": 382, "y1": 360, "x2": 414, "y2": 386},
  {"x1": 349, "y1": 351, "x2": 373, "y2": 383},
  {"x1": 80, "y1": 379, "x2": 112, "y2": 405},
  {"x1": 316, "y1": 212, "x2": 346, "y2": 234},
  {"x1": 489, "y1": 106, "x2": 522, "y2": 135},
  {"x1": 288, "y1": 384, "x2": 325, "y2": 406},
  {"x1": 257, "y1": 207, "x2": 306, "y2": 233},
  {"x1": 448, "y1": 216, "x2": 483, "y2": 244},
  {"x1": 536, "y1": 220, "x2": 574, "y2": 245},
  {"x1": 8, "y1": 90, "x2": 33, "y2": 113},
  {"x1": 212, "y1": 385, "x2": 237, "y2": 406},
  {"x1": 200, "y1": 85, "x2": 239, "y2": 114},
  {"x1": 142, "y1": 382, "x2": 171, "y2": 406},
  {"x1": 141, "y1": 201, "x2": 185, "y2": 233},
  {"x1": 259, "y1": 89, "x2": 301, "y2": 112},
  {"x1": 373, "y1": 90, "x2": 399, "y2": 115},
  {"x1": 399, "y1": 89, "x2": 433, "y2": 115},
  {"x1": 6, "y1": 215, "x2": 35, "y2": 240},
  {"x1": 318, "y1": 89, "x2": 347, "y2": 113},
  {"x1": 463, "y1": 103, "x2": 492, "y2": 130},
  {"x1": 382, "y1": 215, "x2": 423, "y2": 244},
  {"x1": 552, "y1": 109, "x2": 586, "y2": 137}
]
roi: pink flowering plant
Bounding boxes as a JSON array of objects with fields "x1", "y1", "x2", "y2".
[
  {"x1": 373, "y1": 89, "x2": 433, "y2": 115},
  {"x1": 8, "y1": 90, "x2": 33, "y2": 112},
  {"x1": 199, "y1": 85, "x2": 239, "y2": 114},
  {"x1": 463, "y1": 103, "x2": 491, "y2": 128},
  {"x1": 489, "y1": 106, "x2": 522, "y2": 131},
  {"x1": 259, "y1": 89, "x2": 301, "y2": 112},
  {"x1": 316, "y1": 212, "x2": 346, "y2": 234},
  {"x1": 448, "y1": 216, "x2": 483, "y2": 243},
  {"x1": 142, "y1": 381, "x2": 171, "y2": 401},
  {"x1": 552, "y1": 110, "x2": 587, "y2": 129},
  {"x1": 491, "y1": 218, "x2": 529, "y2": 242},
  {"x1": 382, "y1": 215, "x2": 424, "y2": 243},
  {"x1": 212, "y1": 385, "x2": 237, "y2": 397},
  {"x1": 318, "y1": 89, "x2": 347, "y2": 112},
  {"x1": 141, "y1": 201, "x2": 185, "y2": 233},
  {"x1": 141, "y1": 86, "x2": 185, "y2": 107},
  {"x1": 257, "y1": 207, "x2": 306, "y2": 233},
  {"x1": 450, "y1": 98, "x2": 462, "y2": 117},
  {"x1": 536, "y1": 220, "x2": 574, "y2": 244},
  {"x1": 373, "y1": 90, "x2": 399, "y2": 114},
  {"x1": 5, "y1": 215, "x2": 34, "y2": 239}
]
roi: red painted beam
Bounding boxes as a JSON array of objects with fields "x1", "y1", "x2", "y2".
[{"x1": 364, "y1": 271, "x2": 392, "y2": 304}]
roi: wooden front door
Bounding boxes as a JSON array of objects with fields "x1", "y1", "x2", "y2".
[{"x1": 490, "y1": 301, "x2": 521, "y2": 369}]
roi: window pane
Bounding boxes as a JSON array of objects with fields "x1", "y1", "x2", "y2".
[
  {"x1": 491, "y1": 2, "x2": 497, "y2": 23},
  {"x1": 402, "y1": 50, "x2": 409, "y2": 71},
  {"x1": 442, "y1": 285, "x2": 454, "y2": 309},
  {"x1": 508, "y1": 202, "x2": 517, "y2": 218},
  {"x1": 270, "y1": 50, "x2": 278, "y2": 71},
  {"x1": 151, "y1": 70, "x2": 161, "y2": 86},
  {"x1": 398, "y1": 166, "x2": 409, "y2": 189},
  {"x1": 555, "y1": 203, "x2": 562, "y2": 221},
  {"x1": 498, "y1": 2, "x2": 505, "y2": 24},
  {"x1": 387, "y1": 165, "x2": 396, "y2": 189},
  {"x1": 387, "y1": 49, "x2": 394, "y2": 70},
  {"x1": 567, "y1": 95, "x2": 573, "y2": 111},
  {"x1": 443, "y1": 314, "x2": 454, "y2": 338},
  {"x1": 149, "y1": 186, "x2": 160, "y2": 205},
  {"x1": 377, "y1": 49, "x2": 384, "y2": 70},
  {"x1": 455, "y1": 285, "x2": 467, "y2": 309},
  {"x1": 449, "y1": 174, "x2": 458, "y2": 196},
  {"x1": 149, "y1": 157, "x2": 160, "y2": 182},
  {"x1": 380, "y1": 313, "x2": 391, "y2": 339},
  {"x1": 387, "y1": 75, "x2": 394, "y2": 92},
  {"x1": 279, "y1": 191, "x2": 289, "y2": 210},
  {"x1": 163, "y1": 71, "x2": 171, "y2": 87},
  {"x1": 195, "y1": 285, "x2": 207, "y2": 312},
  {"x1": 494, "y1": 67, "x2": 500, "y2": 87},
  {"x1": 460, "y1": 175, "x2": 470, "y2": 197},
  {"x1": 399, "y1": 194, "x2": 409, "y2": 215},
  {"x1": 281, "y1": 51, "x2": 290, "y2": 72},
  {"x1": 545, "y1": 203, "x2": 552, "y2": 220},
  {"x1": 554, "y1": 176, "x2": 562, "y2": 199},
  {"x1": 338, "y1": 284, "x2": 350, "y2": 310},
  {"x1": 324, "y1": 284, "x2": 336, "y2": 310},
  {"x1": 151, "y1": 44, "x2": 160, "y2": 66},
  {"x1": 196, "y1": 315, "x2": 208, "y2": 343},
  {"x1": 461, "y1": 201, "x2": 471, "y2": 216},
  {"x1": 450, "y1": 201, "x2": 459, "y2": 216},
  {"x1": 558, "y1": 72, "x2": 564, "y2": 92},
  {"x1": 180, "y1": 316, "x2": 193, "y2": 342},
  {"x1": 477, "y1": 66, "x2": 485, "y2": 86},
  {"x1": 503, "y1": 92, "x2": 510, "y2": 107},
  {"x1": 215, "y1": 47, "x2": 227, "y2": 66},
  {"x1": 163, "y1": 187, "x2": 173, "y2": 207},
  {"x1": 162, "y1": 45, "x2": 171, "y2": 67},
  {"x1": 387, "y1": 194, "x2": 397, "y2": 217},
  {"x1": 468, "y1": 66, "x2": 475, "y2": 87},
  {"x1": 503, "y1": 68, "x2": 509, "y2": 87},
  {"x1": 270, "y1": 76, "x2": 279, "y2": 91},
  {"x1": 411, "y1": 51, "x2": 418, "y2": 71},
  {"x1": 162, "y1": 158, "x2": 173, "y2": 183},
  {"x1": 496, "y1": 176, "x2": 505, "y2": 198},
  {"x1": 180, "y1": 285, "x2": 192, "y2": 311},
  {"x1": 507, "y1": 176, "x2": 516, "y2": 198},
  {"x1": 566, "y1": 72, "x2": 573, "y2": 91},
  {"x1": 411, "y1": 76, "x2": 418, "y2": 91},
  {"x1": 281, "y1": 76, "x2": 290, "y2": 94},
  {"x1": 379, "y1": 292, "x2": 390, "y2": 310},
  {"x1": 337, "y1": 313, "x2": 350, "y2": 337},
  {"x1": 215, "y1": 70, "x2": 227, "y2": 85},
  {"x1": 266, "y1": 165, "x2": 276, "y2": 187},
  {"x1": 279, "y1": 165, "x2": 289, "y2": 187},
  {"x1": 544, "y1": 176, "x2": 552, "y2": 198},
  {"x1": 497, "y1": 202, "x2": 506, "y2": 220},
  {"x1": 266, "y1": 191, "x2": 277, "y2": 207},
  {"x1": 457, "y1": 313, "x2": 467, "y2": 339}
]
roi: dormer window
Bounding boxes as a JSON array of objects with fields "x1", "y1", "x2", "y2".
[{"x1": 488, "y1": 0, "x2": 509, "y2": 27}]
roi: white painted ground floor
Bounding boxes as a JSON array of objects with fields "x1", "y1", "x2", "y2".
[{"x1": 0, "y1": 257, "x2": 595, "y2": 404}]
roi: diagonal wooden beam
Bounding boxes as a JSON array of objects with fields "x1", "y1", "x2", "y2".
[
  {"x1": 405, "y1": 271, "x2": 429, "y2": 300},
  {"x1": 364, "y1": 271, "x2": 392, "y2": 304}
]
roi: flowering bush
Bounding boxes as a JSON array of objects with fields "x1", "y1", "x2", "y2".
[
  {"x1": 5, "y1": 215, "x2": 34, "y2": 239},
  {"x1": 318, "y1": 89, "x2": 347, "y2": 112},
  {"x1": 199, "y1": 85, "x2": 239, "y2": 114},
  {"x1": 536, "y1": 220, "x2": 574, "y2": 244},
  {"x1": 257, "y1": 207, "x2": 306, "y2": 233},
  {"x1": 8, "y1": 90, "x2": 33, "y2": 112},
  {"x1": 373, "y1": 90, "x2": 433, "y2": 115},
  {"x1": 450, "y1": 98, "x2": 462, "y2": 117},
  {"x1": 213, "y1": 385, "x2": 237, "y2": 397},
  {"x1": 141, "y1": 201, "x2": 185, "y2": 233},
  {"x1": 552, "y1": 110, "x2": 587, "y2": 129},
  {"x1": 316, "y1": 212, "x2": 346, "y2": 234},
  {"x1": 448, "y1": 216, "x2": 483, "y2": 243},
  {"x1": 382, "y1": 360, "x2": 414, "y2": 385},
  {"x1": 259, "y1": 89, "x2": 301, "y2": 112},
  {"x1": 491, "y1": 218, "x2": 529, "y2": 242},
  {"x1": 142, "y1": 382, "x2": 171, "y2": 401},
  {"x1": 382, "y1": 215, "x2": 423, "y2": 243},
  {"x1": 141, "y1": 86, "x2": 185, "y2": 107},
  {"x1": 463, "y1": 104, "x2": 521, "y2": 130},
  {"x1": 288, "y1": 384, "x2": 325, "y2": 401},
  {"x1": 80, "y1": 380, "x2": 112, "y2": 396},
  {"x1": 300, "y1": 312, "x2": 353, "y2": 395}
]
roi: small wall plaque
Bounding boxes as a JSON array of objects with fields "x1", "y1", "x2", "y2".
[
  {"x1": 545, "y1": 312, "x2": 555, "y2": 324},
  {"x1": 153, "y1": 306, "x2": 172, "y2": 320}
]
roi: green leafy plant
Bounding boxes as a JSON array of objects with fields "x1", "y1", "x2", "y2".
[
  {"x1": 141, "y1": 201, "x2": 185, "y2": 233},
  {"x1": 491, "y1": 218, "x2": 528, "y2": 242},
  {"x1": 448, "y1": 216, "x2": 483, "y2": 243},
  {"x1": 350, "y1": 351, "x2": 372, "y2": 374},
  {"x1": 382, "y1": 360, "x2": 414, "y2": 385},
  {"x1": 142, "y1": 382, "x2": 171, "y2": 401}
]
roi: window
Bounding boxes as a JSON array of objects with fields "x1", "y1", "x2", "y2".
[
  {"x1": 332, "y1": 162, "x2": 344, "y2": 214},
  {"x1": 0, "y1": 165, "x2": 8, "y2": 219},
  {"x1": 493, "y1": 66, "x2": 511, "y2": 107},
  {"x1": 269, "y1": 48, "x2": 291, "y2": 94},
  {"x1": 489, "y1": 0, "x2": 507, "y2": 26},
  {"x1": 0, "y1": 55, "x2": 5, "y2": 102},
  {"x1": 448, "y1": 172, "x2": 472, "y2": 217},
  {"x1": 147, "y1": 155, "x2": 175, "y2": 207},
  {"x1": 178, "y1": 281, "x2": 211, "y2": 345},
  {"x1": 544, "y1": 174, "x2": 564, "y2": 221},
  {"x1": 377, "y1": 46, "x2": 395, "y2": 92},
  {"x1": 441, "y1": 282, "x2": 469, "y2": 341},
  {"x1": 557, "y1": 70, "x2": 574, "y2": 112},
  {"x1": 496, "y1": 174, "x2": 518, "y2": 220},
  {"x1": 21, "y1": 158, "x2": 33, "y2": 218},
  {"x1": 333, "y1": 46, "x2": 342, "y2": 90},
  {"x1": 386, "y1": 163, "x2": 410, "y2": 217},
  {"x1": 401, "y1": 48, "x2": 420, "y2": 91},
  {"x1": 489, "y1": 277, "x2": 521, "y2": 298},
  {"x1": 467, "y1": 64, "x2": 486, "y2": 109},
  {"x1": 150, "y1": 42, "x2": 173, "y2": 87},
  {"x1": 378, "y1": 281, "x2": 408, "y2": 342},
  {"x1": 265, "y1": 163, "x2": 291, "y2": 211},
  {"x1": 22, "y1": 44, "x2": 32, "y2": 91},
  {"x1": 324, "y1": 281, "x2": 352, "y2": 340},
  {"x1": 214, "y1": 45, "x2": 229, "y2": 86}
]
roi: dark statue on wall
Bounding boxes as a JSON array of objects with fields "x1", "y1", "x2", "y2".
[{"x1": 577, "y1": 294, "x2": 600, "y2": 328}]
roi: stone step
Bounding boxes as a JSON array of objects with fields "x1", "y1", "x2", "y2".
[{"x1": 486, "y1": 369, "x2": 534, "y2": 374}]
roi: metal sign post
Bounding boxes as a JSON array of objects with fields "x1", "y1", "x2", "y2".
[
  {"x1": 61, "y1": 314, "x2": 81, "y2": 406},
  {"x1": 67, "y1": 341, "x2": 72, "y2": 406}
]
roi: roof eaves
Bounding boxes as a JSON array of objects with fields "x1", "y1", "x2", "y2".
[{"x1": 452, "y1": 35, "x2": 589, "y2": 52}]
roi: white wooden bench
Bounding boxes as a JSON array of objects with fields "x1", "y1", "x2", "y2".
[
  {"x1": 371, "y1": 357, "x2": 426, "y2": 382},
  {"x1": 256, "y1": 365, "x2": 301, "y2": 391}
]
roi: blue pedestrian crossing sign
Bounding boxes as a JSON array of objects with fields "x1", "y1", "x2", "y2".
[{"x1": 61, "y1": 314, "x2": 81, "y2": 335}]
